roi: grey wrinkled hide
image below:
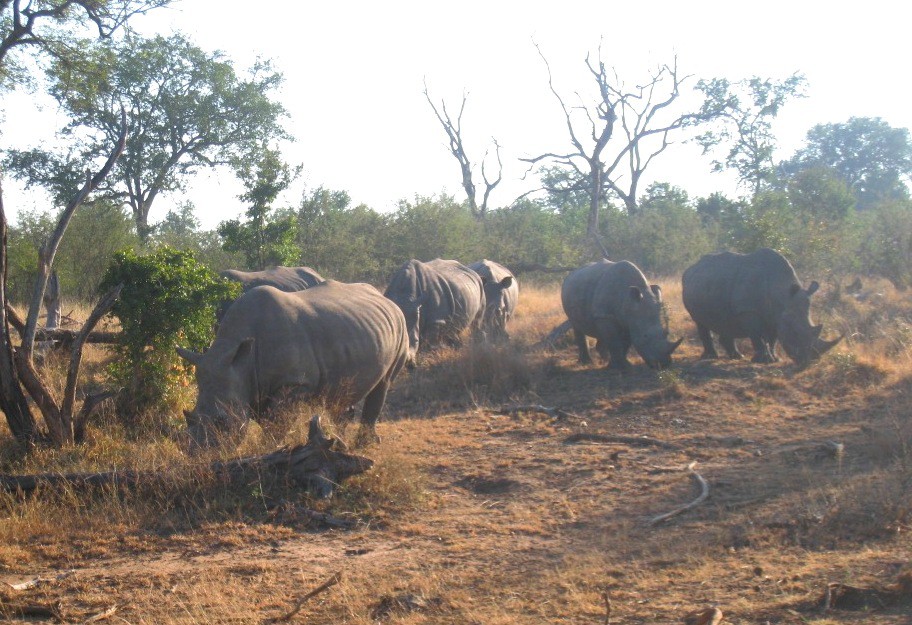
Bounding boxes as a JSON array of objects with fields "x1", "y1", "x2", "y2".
[
  {"x1": 468, "y1": 260, "x2": 519, "y2": 342},
  {"x1": 561, "y1": 260, "x2": 681, "y2": 370},
  {"x1": 384, "y1": 259, "x2": 485, "y2": 366},
  {"x1": 682, "y1": 248, "x2": 841, "y2": 366},
  {"x1": 218, "y1": 266, "x2": 325, "y2": 321},
  {"x1": 179, "y1": 280, "x2": 408, "y2": 448}
]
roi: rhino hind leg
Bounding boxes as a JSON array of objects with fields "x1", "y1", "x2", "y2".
[
  {"x1": 697, "y1": 324, "x2": 720, "y2": 359},
  {"x1": 718, "y1": 334, "x2": 742, "y2": 359},
  {"x1": 573, "y1": 328, "x2": 593, "y2": 365},
  {"x1": 355, "y1": 379, "x2": 390, "y2": 445}
]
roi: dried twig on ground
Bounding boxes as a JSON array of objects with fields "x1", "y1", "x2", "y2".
[
  {"x1": 648, "y1": 462, "x2": 710, "y2": 526},
  {"x1": 83, "y1": 604, "x2": 118, "y2": 623},
  {"x1": 564, "y1": 432, "x2": 681, "y2": 450},
  {"x1": 265, "y1": 571, "x2": 343, "y2": 623},
  {"x1": 493, "y1": 404, "x2": 582, "y2": 422}
]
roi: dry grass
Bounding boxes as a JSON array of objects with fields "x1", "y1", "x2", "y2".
[{"x1": 0, "y1": 277, "x2": 911, "y2": 623}]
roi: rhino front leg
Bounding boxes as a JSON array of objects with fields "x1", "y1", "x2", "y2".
[
  {"x1": 718, "y1": 334, "x2": 742, "y2": 359},
  {"x1": 697, "y1": 324, "x2": 720, "y2": 359},
  {"x1": 749, "y1": 335, "x2": 776, "y2": 363},
  {"x1": 602, "y1": 332, "x2": 632, "y2": 371}
]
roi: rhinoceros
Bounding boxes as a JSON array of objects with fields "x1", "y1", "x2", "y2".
[
  {"x1": 468, "y1": 259, "x2": 519, "y2": 342},
  {"x1": 561, "y1": 259, "x2": 682, "y2": 369},
  {"x1": 220, "y1": 266, "x2": 325, "y2": 292},
  {"x1": 178, "y1": 280, "x2": 408, "y2": 447},
  {"x1": 218, "y1": 266, "x2": 325, "y2": 322},
  {"x1": 384, "y1": 258, "x2": 485, "y2": 365},
  {"x1": 681, "y1": 248, "x2": 842, "y2": 365}
]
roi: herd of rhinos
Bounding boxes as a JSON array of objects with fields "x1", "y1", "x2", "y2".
[{"x1": 175, "y1": 248, "x2": 842, "y2": 448}]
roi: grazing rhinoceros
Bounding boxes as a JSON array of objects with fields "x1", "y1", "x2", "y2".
[
  {"x1": 681, "y1": 248, "x2": 842, "y2": 366},
  {"x1": 218, "y1": 266, "x2": 325, "y2": 321},
  {"x1": 384, "y1": 258, "x2": 485, "y2": 366},
  {"x1": 561, "y1": 259, "x2": 682, "y2": 370},
  {"x1": 178, "y1": 280, "x2": 408, "y2": 447},
  {"x1": 468, "y1": 259, "x2": 519, "y2": 342}
]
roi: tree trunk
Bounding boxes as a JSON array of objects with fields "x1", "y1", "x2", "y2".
[{"x1": 0, "y1": 185, "x2": 38, "y2": 443}]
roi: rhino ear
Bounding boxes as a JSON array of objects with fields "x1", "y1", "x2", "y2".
[
  {"x1": 789, "y1": 283, "x2": 801, "y2": 297},
  {"x1": 230, "y1": 337, "x2": 255, "y2": 366},
  {"x1": 629, "y1": 286, "x2": 644, "y2": 301},
  {"x1": 177, "y1": 347, "x2": 202, "y2": 365},
  {"x1": 807, "y1": 281, "x2": 820, "y2": 296},
  {"x1": 500, "y1": 276, "x2": 514, "y2": 288},
  {"x1": 650, "y1": 284, "x2": 662, "y2": 301}
]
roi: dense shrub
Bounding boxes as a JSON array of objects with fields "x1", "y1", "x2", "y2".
[{"x1": 99, "y1": 247, "x2": 240, "y2": 416}]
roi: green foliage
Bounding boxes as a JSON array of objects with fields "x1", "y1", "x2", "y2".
[
  {"x1": 6, "y1": 31, "x2": 288, "y2": 238},
  {"x1": 99, "y1": 247, "x2": 240, "y2": 413},
  {"x1": 787, "y1": 166, "x2": 856, "y2": 221},
  {"x1": 7, "y1": 202, "x2": 139, "y2": 303},
  {"x1": 856, "y1": 199, "x2": 912, "y2": 289},
  {"x1": 696, "y1": 74, "x2": 807, "y2": 198},
  {"x1": 218, "y1": 145, "x2": 299, "y2": 269},
  {"x1": 296, "y1": 186, "x2": 388, "y2": 283},
  {"x1": 784, "y1": 117, "x2": 912, "y2": 209}
]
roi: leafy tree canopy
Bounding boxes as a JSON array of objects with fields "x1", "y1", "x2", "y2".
[
  {"x1": 696, "y1": 74, "x2": 807, "y2": 199},
  {"x1": 4, "y1": 31, "x2": 288, "y2": 238},
  {"x1": 783, "y1": 117, "x2": 912, "y2": 209}
]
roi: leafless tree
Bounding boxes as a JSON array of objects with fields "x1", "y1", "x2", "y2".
[
  {"x1": 523, "y1": 42, "x2": 723, "y2": 252},
  {"x1": 423, "y1": 81, "x2": 502, "y2": 219}
]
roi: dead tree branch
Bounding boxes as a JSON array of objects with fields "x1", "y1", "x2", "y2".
[
  {"x1": 423, "y1": 80, "x2": 502, "y2": 218},
  {"x1": 648, "y1": 461, "x2": 709, "y2": 526},
  {"x1": 265, "y1": 571, "x2": 343, "y2": 624}
]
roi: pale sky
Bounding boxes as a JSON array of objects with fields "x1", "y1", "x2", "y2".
[{"x1": 2, "y1": 0, "x2": 910, "y2": 229}]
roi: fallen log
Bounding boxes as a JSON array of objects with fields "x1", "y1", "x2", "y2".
[
  {"x1": 0, "y1": 416, "x2": 371, "y2": 499},
  {"x1": 648, "y1": 461, "x2": 710, "y2": 526}
]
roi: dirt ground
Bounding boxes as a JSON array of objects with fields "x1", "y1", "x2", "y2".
[{"x1": 1, "y1": 282, "x2": 910, "y2": 624}]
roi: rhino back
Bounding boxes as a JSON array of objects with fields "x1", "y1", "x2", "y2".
[
  {"x1": 425, "y1": 259, "x2": 485, "y2": 330},
  {"x1": 221, "y1": 266, "x2": 325, "y2": 292}
]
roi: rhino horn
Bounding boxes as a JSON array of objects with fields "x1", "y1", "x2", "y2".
[
  {"x1": 177, "y1": 347, "x2": 202, "y2": 365},
  {"x1": 667, "y1": 337, "x2": 684, "y2": 355}
]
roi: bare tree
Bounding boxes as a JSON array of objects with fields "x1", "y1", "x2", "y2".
[
  {"x1": 523, "y1": 43, "x2": 724, "y2": 251},
  {"x1": 423, "y1": 81, "x2": 502, "y2": 218}
]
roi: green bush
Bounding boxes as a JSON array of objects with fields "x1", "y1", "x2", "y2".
[{"x1": 99, "y1": 247, "x2": 240, "y2": 417}]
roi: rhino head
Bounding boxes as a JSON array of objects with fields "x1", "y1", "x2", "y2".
[
  {"x1": 394, "y1": 295, "x2": 426, "y2": 369},
  {"x1": 481, "y1": 274, "x2": 513, "y2": 342},
  {"x1": 177, "y1": 337, "x2": 257, "y2": 448},
  {"x1": 777, "y1": 281, "x2": 843, "y2": 366},
  {"x1": 624, "y1": 285, "x2": 683, "y2": 369}
]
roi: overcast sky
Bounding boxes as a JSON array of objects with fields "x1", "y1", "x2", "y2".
[{"x1": 2, "y1": 0, "x2": 910, "y2": 229}]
